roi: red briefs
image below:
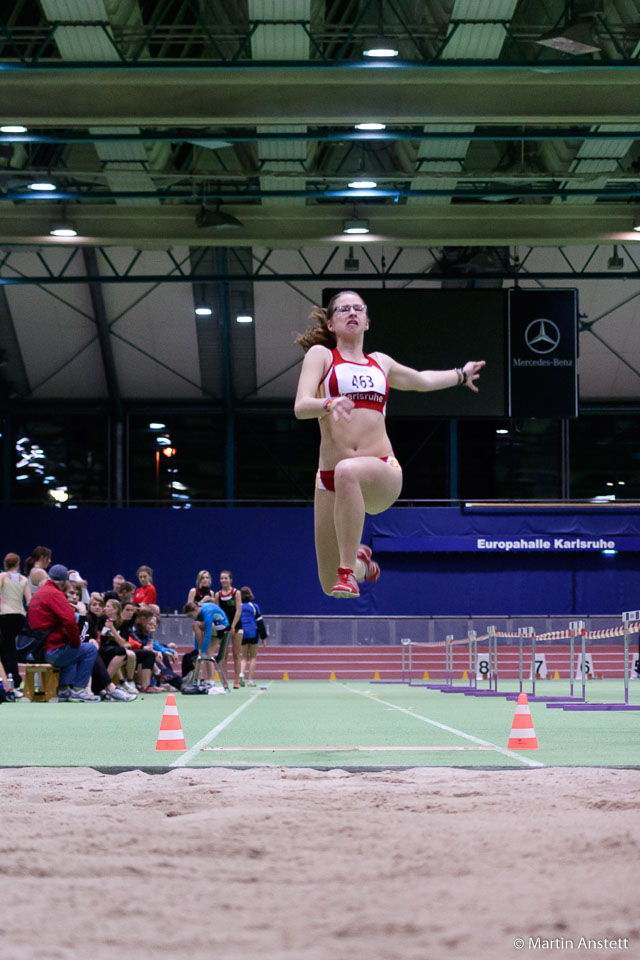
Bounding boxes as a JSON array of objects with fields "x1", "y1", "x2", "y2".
[{"x1": 315, "y1": 455, "x2": 401, "y2": 492}]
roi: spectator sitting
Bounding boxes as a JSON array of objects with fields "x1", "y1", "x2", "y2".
[
  {"x1": 98, "y1": 599, "x2": 137, "y2": 695},
  {"x1": 148, "y1": 615, "x2": 180, "y2": 691},
  {"x1": 128, "y1": 608, "x2": 159, "y2": 693},
  {"x1": 113, "y1": 601, "x2": 142, "y2": 689},
  {"x1": 119, "y1": 601, "x2": 138, "y2": 638},
  {"x1": 29, "y1": 564, "x2": 99, "y2": 703},
  {"x1": 117, "y1": 581, "x2": 136, "y2": 605},
  {"x1": 103, "y1": 574, "x2": 125, "y2": 601},
  {"x1": 86, "y1": 593, "x2": 106, "y2": 631},
  {"x1": 152, "y1": 628, "x2": 178, "y2": 670},
  {"x1": 64, "y1": 582, "x2": 135, "y2": 702},
  {"x1": 24, "y1": 545, "x2": 52, "y2": 597},
  {"x1": 133, "y1": 566, "x2": 157, "y2": 606},
  {"x1": 68, "y1": 569, "x2": 90, "y2": 604},
  {"x1": 139, "y1": 602, "x2": 161, "y2": 619},
  {"x1": 96, "y1": 597, "x2": 138, "y2": 697}
]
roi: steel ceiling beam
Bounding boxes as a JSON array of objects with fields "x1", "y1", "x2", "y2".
[
  {"x1": 82, "y1": 247, "x2": 121, "y2": 418},
  {"x1": 1, "y1": 66, "x2": 640, "y2": 126},
  {"x1": 0, "y1": 202, "x2": 637, "y2": 247},
  {"x1": 1, "y1": 59, "x2": 640, "y2": 71},
  {"x1": 2, "y1": 126, "x2": 640, "y2": 144},
  {"x1": 6, "y1": 187, "x2": 640, "y2": 201},
  {"x1": 0, "y1": 271, "x2": 639, "y2": 284}
]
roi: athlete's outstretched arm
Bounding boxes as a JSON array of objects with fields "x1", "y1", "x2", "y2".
[{"x1": 376, "y1": 355, "x2": 485, "y2": 393}]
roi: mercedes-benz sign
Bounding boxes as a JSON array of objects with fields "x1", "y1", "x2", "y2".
[
  {"x1": 525, "y1": 318, "x2": 561, "y2": 355},
  {"x1": 509, "y1": 290, "x2": 577, "y2": 417}
]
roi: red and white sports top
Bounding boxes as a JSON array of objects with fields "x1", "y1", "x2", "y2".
[{"x1": 317, "y1": 348, "x2": 389, "y2": 415}]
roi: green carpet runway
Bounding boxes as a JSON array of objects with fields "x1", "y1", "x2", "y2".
[{"x1": 1, "y1": 680, "x2": 638, "y2": 770}]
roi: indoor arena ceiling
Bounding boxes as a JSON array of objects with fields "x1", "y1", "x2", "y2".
[
  {"x1": 0, "y1": 0, "x2": 639, "y2": 249},
  {"x1": 2, "y1": 0, "x2": 640, "y2": 407}
]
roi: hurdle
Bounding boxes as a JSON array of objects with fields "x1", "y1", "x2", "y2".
[
  {"x1": 405, "y1": 630, "x2": 488, "y2": 692},
  {"x1": 498, "y1": 622, "x2": 586, "y2": 703},
  {"x1": 547, "y1": 610, "x2": 640, "y2": 711},
  {"x1": 369, "y1": 637, "x2": 415, "y2": 685},
  {"x1": 371, "y1": 632, "x2": 479, "y2": 689},
  {"x1": 192, "y1": 652, "x2": 229, "y2": 691},
  {"x1": 461, "y1": 626, "x2": 502, "y2": 697}
]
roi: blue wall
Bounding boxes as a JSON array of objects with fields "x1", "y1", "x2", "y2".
[{"x1": 2, "y1": 506, "x2": 639, "y2": 616}]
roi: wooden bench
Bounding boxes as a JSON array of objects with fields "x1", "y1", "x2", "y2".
[{"x1": 23, "y1": 664, "x2": 59, "y2": 702}]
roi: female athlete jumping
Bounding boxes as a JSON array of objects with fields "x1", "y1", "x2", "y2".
[{"x1": 294, "y1": 290, "x2": 485, "y2": 598}]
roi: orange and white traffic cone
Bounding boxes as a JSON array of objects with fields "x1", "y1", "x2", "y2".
[
  {"x1": 155, "y1": 693, "x2": 187, "y2": 751},
  {"x1": 507, "y1": 693, "x2": 539, "y2": 750}
]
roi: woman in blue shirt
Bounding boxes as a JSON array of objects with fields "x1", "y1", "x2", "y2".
[{"x1": 239, "y1": 586, "x2": 267, "y2": 687}]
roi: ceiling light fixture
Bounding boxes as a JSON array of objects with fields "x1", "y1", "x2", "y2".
[
  {"x1": 536, "y1": 21, "x2": 600, "y2": 54},
  {"x1": 343, "y1": 218, "x2": 370, "y2": 235},
  {"x1": 535, "y1": 2, "x2": 601, "y2": 56},
  {"x1": 236, "y1": 314, "x2": 253, "y2": 323},
  {"x1": 195, "y1": 202, "x2": 243, "y2": 230},
  {"x1": 0, "y1": 125, "x2": 27, "y2": 133},
  {"x1": 354, "y1": 122, "x2": 386, "y2": 131},
  {"x1": 363, "y1": 38, "x2": 399, "y2": 58},
  {"x1": 348, "y1": 179, "x2": 377, "y2": 189},
  {"x1": 362, "y1": 0, "x2": 399, "y2": 58},
  {"x1": 49, "y1": 219, "x2": 78, "y2": 238},
  {"x1": 28, "y1": 181, "x2": 56, "y2": 192},
  {"x1": 194, "y1": 306, "x2": 213, "y2": 316}
]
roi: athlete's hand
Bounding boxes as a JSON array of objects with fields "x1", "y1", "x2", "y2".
[
  {"x1": 330, "y1": 395, "x2": 355, "y2": 421},
  {"x1": 462, "y1": 360, "x2": 486, "y2": 393}
]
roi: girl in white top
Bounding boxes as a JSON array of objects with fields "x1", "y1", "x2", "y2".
[
  {"x1": 0, "y1": 552, "x2": 31, "y2": 687},
  {"x1": 294, "y1": 290, "x2": 485, "y2": 599},
  {"x1": 24, "y1": 545, "x2": 51, "y2": 596}
]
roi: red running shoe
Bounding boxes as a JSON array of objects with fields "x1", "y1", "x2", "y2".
[
  {"x1": 331, "y1": 567, "x2": 360, "y2": 598},
  {"x1": 357, "y1": 544, "x2": 381, "y2": 583}
]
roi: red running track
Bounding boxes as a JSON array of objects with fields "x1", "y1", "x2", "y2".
[{"x1": 176, "y1": 644, "x2": 640, "y2": 682}]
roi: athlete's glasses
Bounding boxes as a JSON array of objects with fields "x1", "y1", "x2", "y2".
[{"x1": 333, "y1": 303, "x2": 367, "y2": 313}]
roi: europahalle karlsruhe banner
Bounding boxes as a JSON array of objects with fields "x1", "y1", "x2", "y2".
[
  {"x1": 372, "y1": 536, "x2": 639, "y2": 553},
  {"x1": 508, "y1": 288, "x2": 578, "y2": 418}
]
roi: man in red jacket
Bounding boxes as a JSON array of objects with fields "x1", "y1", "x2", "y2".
[{"x1": 28, "y1": 563, "x2": 99, "y2": 702}]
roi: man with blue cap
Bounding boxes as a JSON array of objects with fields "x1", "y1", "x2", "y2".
[{"x1": 27, "y1": 563, "x2": 99, "y2": 702}]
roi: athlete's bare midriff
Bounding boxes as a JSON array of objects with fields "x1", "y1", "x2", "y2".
[{"x1": 318, "y1": 407, "x2": 394, "y2": 469}]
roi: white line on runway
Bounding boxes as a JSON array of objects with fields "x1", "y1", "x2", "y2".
[
  {"x1": 344, "y1": 685, "x2": 545, "y2": 768},
  {"x1": 170, "y1": 686, "x2": 270, "y2": 767}
]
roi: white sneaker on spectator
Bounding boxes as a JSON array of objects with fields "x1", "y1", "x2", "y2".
[
  {"x1": 69, "y1": 687, "x2": 101, "y2": 702},
  {"x1": 103, "y1": 686, "x2": 136, "y2": 702},
  {"x1": 122, "y1": 681, "x2": 138, "y2": 695}
]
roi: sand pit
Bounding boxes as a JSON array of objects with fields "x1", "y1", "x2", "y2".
[{"x1": 1, "y1": 766, "x2": 637, "y2": 959}]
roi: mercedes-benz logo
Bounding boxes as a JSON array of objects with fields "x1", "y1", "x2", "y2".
[{"x1": 525, "y1": 318, "x2": 561, "y2": 354}]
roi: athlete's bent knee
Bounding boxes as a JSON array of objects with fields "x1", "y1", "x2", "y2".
[{"x1": 333, "y1": 458, "x2": 359, "y2": 487}]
